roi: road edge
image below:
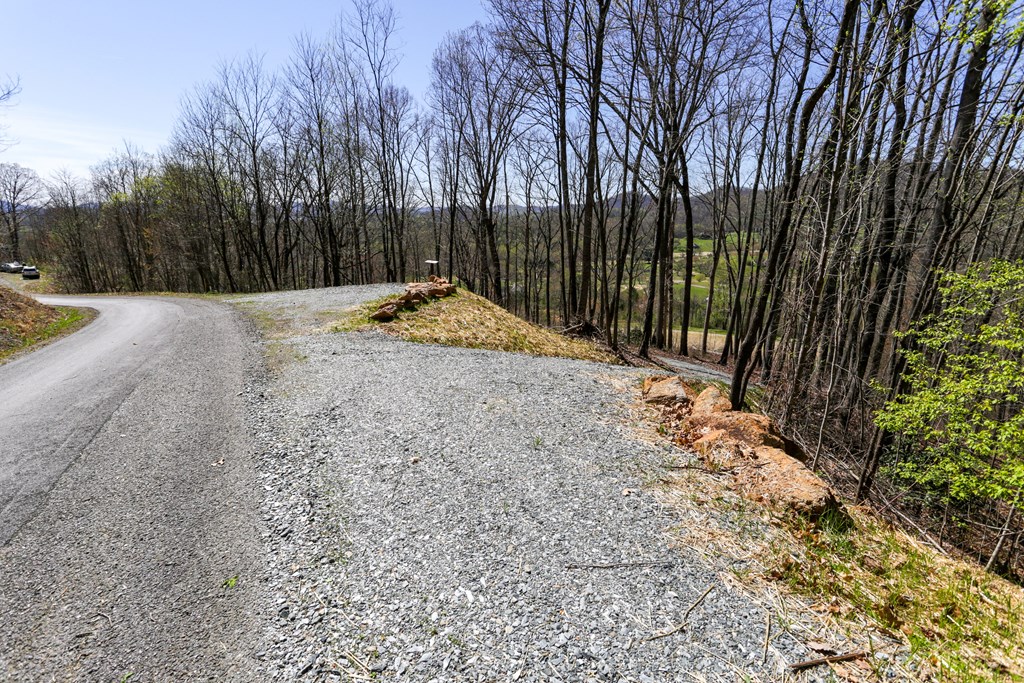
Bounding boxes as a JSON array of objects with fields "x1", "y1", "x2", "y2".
[{"x1": 0, "y1": 305, "x2": 98, "y2": 367}]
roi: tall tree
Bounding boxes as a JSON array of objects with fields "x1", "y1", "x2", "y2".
[
  {"x1": 0, "y1": 163, "x2": 42, "y2": 262},
  {"x1": 431, "y1": 23, "x2": 527, "y2": 304}
]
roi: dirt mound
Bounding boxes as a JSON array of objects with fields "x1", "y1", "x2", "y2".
[
  {"x1": 0, "y1": 288, "x2": 60, "y2": 358},
  {"x1": 347, "y1": 285, "x2": 619, "y2": 364}
]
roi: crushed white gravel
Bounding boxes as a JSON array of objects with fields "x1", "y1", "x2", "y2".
[{"x1": 239, "y1": 285, "x2": 825, "y2": 682}]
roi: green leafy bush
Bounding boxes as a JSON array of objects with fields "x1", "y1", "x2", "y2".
[{"x1": 875, "y1": 259, "x2": 1024, "y2": 512}]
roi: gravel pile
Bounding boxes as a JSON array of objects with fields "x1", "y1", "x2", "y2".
[{"x1": 241, "y1": 285, "x2": 820, "y2": 681}]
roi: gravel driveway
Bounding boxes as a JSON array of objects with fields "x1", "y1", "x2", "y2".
[{"x1": 241, "y1": 285, "x2": 810, "y2": 681}]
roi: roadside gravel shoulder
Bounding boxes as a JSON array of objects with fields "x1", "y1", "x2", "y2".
[{"x1": 237, "y1": 285, "x2": 834, "y2": 681}]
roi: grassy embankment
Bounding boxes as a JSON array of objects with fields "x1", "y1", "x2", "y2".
[
  {"x1": 662, "y1": 459, "x2": 1024, "y2": 680},
  {"x1": 0, "y1": 287, "x2": 93, "y2": 363},
  {"x1": 782, "y1": 508, "x2": 1024, "y2": 681},
  {"x1": 335, "y1": 288, "x2": 619, "y2": 364},
  {"x1": 647, "y1": 387, "x2": 1024, "y2": 682}
]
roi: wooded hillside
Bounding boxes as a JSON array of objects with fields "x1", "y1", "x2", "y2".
[{"x1": 5, "y1": 0, "x2": 1024, "y2": 578}]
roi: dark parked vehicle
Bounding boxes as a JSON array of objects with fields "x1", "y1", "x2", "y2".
[
  {"x1": 21, "y1": 266, "x2": 39, "y2": 280},
  {"x1": 1, "y1": 261, "x2": 24, "y2": 273}
]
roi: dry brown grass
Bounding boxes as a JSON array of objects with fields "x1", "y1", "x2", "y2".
[
  {"x1": 1, "y1": 288, "x2": 60, "y2": 353},
  {"x1": 0, "y1": 288, "x2": 92, "y2": 363},
  {"x1": 334, "y1": 289, "x2": 620, "y2": 364}
]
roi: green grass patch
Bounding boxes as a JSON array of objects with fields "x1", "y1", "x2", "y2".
[
  {"x1": 44, "y1": 306, "x2": 92, "y2": 338},
  {"x1": 231, "y1": 301, "x2": 293, "y2": 338},
  {"x1": 0, "y1": 303, "x2": 94, "y2": 364},
  {"x1": 331, "y1": 295, "x2": 396, "y2": 333}
]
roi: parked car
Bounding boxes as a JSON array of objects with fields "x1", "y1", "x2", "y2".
[
  {"x1": 21, "y1": 266, "x2": 39, "y2": 280},
  {"x1": 1, "y1": 261, "x2": 23, "y2": 273}
]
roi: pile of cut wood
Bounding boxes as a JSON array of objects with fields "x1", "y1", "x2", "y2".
[{"x1": 370, "y1": 276, "x2": 457, "y2": 321}]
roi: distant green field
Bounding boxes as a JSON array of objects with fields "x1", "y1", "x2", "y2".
[
  {"x1": 674, "y1": 232, "x2": 758, "y2": 258},
  {"x1": 680, "y1": 283, "x2": 710, "y2": 300}
]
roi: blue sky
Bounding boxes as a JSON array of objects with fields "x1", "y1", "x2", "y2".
[{"x1": 0, "y1": 0, "x2": 488, "y2": 180}]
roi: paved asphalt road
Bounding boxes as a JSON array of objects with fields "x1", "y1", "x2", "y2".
[{"x1": 0, "y1": 296, "x2": 262, "y2": 680}]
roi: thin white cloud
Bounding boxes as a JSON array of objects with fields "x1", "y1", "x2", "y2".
[{"x1": 0, "y1": 105, "x2": 168, "y2": 180}]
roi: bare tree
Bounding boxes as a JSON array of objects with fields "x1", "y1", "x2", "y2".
[
  {"x1": 0, "y1": 162, "x2": 42, "y2": 261},
  {"x1": 431, "y1": 23, "x2": 527, "y2": 304},
  {"x1": 0, "y1": 76, "x2": 20, "y2": 151}
]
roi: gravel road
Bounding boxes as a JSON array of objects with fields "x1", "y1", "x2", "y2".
[
  {"x1": 0, "y1": 284, "x2": 819, "y2": 681},
  {"x1": 651, "y1": 353, "x2": 732, "y2": 384},
  {"x1": 242, "y1": 285, "x2": 811, "y2": 681},
  {"x1": 0, "y1": 296, "x2": 264, "y2": 680}
]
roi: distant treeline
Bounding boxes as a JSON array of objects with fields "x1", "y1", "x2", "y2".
[{"x1": 3, "y1": 0, "x2": 1024, "y2": 576}]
